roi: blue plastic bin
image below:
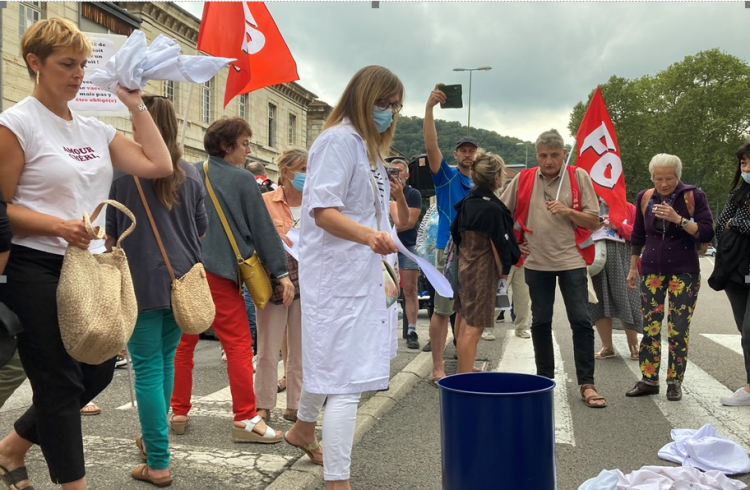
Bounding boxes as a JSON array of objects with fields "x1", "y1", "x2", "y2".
[{"x1": 437, "y1": 372, "x2": 556, "y2": 490}]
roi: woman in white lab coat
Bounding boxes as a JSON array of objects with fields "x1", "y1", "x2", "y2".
[{"x1": 283, "y1": 65, "x2": 408, "y2": 490}]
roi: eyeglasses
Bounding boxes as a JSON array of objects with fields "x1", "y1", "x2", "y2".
[
  {"x1": 241, "y1": 141, "x2": 252, "y2": 148},
  {"x1": 376, "y1": 98, "x2": 403, "y2": 114}
]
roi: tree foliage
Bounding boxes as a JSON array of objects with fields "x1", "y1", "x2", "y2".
[
  {"x1": 391, "y1": 115, "x2": 533, "y2": 168},
  {"x1": 568, "y1": 48, "x2": 750, "y2": 214}
]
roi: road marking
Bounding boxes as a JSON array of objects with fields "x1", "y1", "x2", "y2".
[
  {"x1": 612, "y1": 334, "x2": 750, "y2": 451},
  {"x1": 701, "y1": 333, "x2": 743, "y2": 356},
  {"x1": 494, "y1": 330, "x2": 575, "y2": 446}
]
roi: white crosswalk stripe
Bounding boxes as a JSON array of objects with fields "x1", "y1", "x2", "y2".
[
  {"x1": 612, "y1": 333, "x2": 750, "y2": 451},
  {"x1": 494, "y1": 330, "x2": 575, "y2": 446},
  {"x1": 701, "y1": 333, "x2": 743, "y2": 356}
]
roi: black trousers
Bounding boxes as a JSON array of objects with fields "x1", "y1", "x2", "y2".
[
  {"x1": 0, "y1": 245, "x2": 115, "y2": 484},
  {"x1": 724, "y1": 282, "x2": 750, "y2": 385}
]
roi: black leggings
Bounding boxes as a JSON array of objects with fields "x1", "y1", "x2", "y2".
[
  {"x1": 0, "y1": 245, "x2": 115, "y2": 484},
  {"x1": 725, "y1": 282, "x2": 750, "y2": 385}
]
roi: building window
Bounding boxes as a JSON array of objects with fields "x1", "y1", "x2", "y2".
[
  {"x1": 163, "y1": 80, "x2": 175, "y2": 103},
  {"x1": 238, "y1": 94, "x2": 247, "y2": 119},
  {"x1": 268, "y1": 103, "x2": 277, "y2": 147},
  {"x1": 18, "y1": 2, "x2": 42, "y2": 38},
  {"x1": 202, "y1": 80, "x2": 212, "y2": 124},
  {"x1": 288, "y1": 114, "x2": 297, "y2": 146}
]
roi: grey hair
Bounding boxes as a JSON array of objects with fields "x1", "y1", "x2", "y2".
[
  {"x1": 535, "y1": 129, "x2": 565, "y2": 150},
  {"x1": 245, "y1": 161, "x2": 266, "y2": 177},
  {"x1": 389, "y1": 158, "x2": 409, "y2": 173},
  {"x1": 648, "y1": 153, "x2": 682, "y2": 180}
]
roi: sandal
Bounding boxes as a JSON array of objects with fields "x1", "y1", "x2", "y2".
[
  {"x1": 0, "y1": 465, "x2": 35, "y2": 490},
  {"x1": 283, "y1": 409, "x2": 298, "y2": 423},
  {"x1": 277, "y1": 376, "x2": 287, "y2": 393},
  {"x1": 80, "y1": 401, "x2": 101, "y2": 416},
  {"x1": 168, "y1": 414, "x2": 189, "y2": 435},
  {"x1": 283, "y1": 431, "x2": 323, "y2": 465},
  {"x1": 629, "y1": 344, "x2": 639, "y2": 360},
  {"x1": 231, "y1": 415, "x2": 283, "y2": 444},
  {"x1": 257, "y1": 409, "x2": 271, "y2": 423},
  {"x1": 131, "y1": 463, "x2": 172, "y2": 488},
  {"x1": 135, "y1": 435, "x2": 147, "y2": 461},
  {"x1": 594, "y1": 347, "x2": 616, "y2": 360},
  {"x1": 580, "y1": 384, "x2": 607, "y2": 408}
]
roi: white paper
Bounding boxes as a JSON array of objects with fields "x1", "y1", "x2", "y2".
[
  {"x1": 495, "y1": 278, "x2": 511, "y2": 310},
  {"x1": 591, "y1": 225, "x2": 625, "y2": 243},
  {"x1": 283, "y1": 228, "x2": 300, "y2": 261},
  {"x1": 390, "y1": 228, "x2": 453, "y2": 298}
]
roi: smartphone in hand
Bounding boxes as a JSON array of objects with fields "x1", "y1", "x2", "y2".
[{"x1": 440, "y1": 84, "x2": 463, "y2": 109}]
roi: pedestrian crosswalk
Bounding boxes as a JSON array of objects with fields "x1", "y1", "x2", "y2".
[{"x1": 491, "y1": 329, "x2": 750, "y2": 452}]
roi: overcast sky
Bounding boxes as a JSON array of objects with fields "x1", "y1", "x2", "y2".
[{"x1": 175, "y1": 1, "x2": 749, "y2": 144}]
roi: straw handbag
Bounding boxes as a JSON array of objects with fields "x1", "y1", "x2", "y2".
[
  {"x1": 203, "y1": 161, "x2": 272, "y2": 308},
  {"x1": 133, "y1": 177, "x2": 215, "y2": 334},
  {"x1": 57, "y1": 200, "x2": 138, "y2": 365}
]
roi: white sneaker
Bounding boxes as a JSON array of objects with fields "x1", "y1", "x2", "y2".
[
  {"x1": 515, "y1": 329, "x2": 530, "y2": 339},
  {"x1": 481, "y1": 328, "x2": 495, "y2": 341},
  {"x1": 721, "y1": 388, "x2": 750, "y2": 406}
]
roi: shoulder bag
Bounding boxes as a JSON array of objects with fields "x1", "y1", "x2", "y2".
[
  {"x1": 57, "y1": 200, "x2": 138, "y2": 365},
  {"x1": 368, "y1": 168, "x2": 400, "y2": 308},
  {"x1": 203, "y1": 161, "x2": 272, "y2": 309},
  {"x1": 133, "y1": 177, "x2": 215, "y2": 334}
]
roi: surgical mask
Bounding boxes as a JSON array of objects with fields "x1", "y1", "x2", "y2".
[
  {"x1": 372, "y1": 107, "x2": 393, "y2": 133},
  {"x1": 291, "y1": 172, "x2": 306, "y2": 191},
  {"x1": 742, "y1": 172, "x2": 750, "y2": 185}
]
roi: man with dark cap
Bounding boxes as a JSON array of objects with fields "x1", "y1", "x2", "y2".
[{"x1": 424, "y1": 84, "x2": 476, "y2": 384}]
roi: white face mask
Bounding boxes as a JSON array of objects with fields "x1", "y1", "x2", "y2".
[{"x1": 742, "y1": 172, "x2": 750, "y2": 185}]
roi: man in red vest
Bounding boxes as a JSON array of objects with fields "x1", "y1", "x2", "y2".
[{"x1": 501, "y1": 129, "x2": 607, "y2": 408}]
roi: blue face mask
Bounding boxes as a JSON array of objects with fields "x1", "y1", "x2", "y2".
[
  {"x1": 372, "y1": 107, "x2": 393, "y2": 133},
  {"x1": 291, "y1": 172, "x2": 306, "y2": 191},
  {"x1": 742, "y1": 172, "x2": 750, "y2": 185}
]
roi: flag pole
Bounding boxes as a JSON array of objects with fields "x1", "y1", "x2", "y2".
[
  {"x1": 555, "y1": 139, "x2": 576, "y2": 201},
  {"x1": 179, "y1": 47, "x2": 200, "y2": 150}
]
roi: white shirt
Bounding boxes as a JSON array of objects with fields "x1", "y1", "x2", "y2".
[
  {"x1": 0, "y1": 97, "x2": 116, "y2": 255},
  {"x1": 299, "y1": 122, "x2": 398, "y2": 395}
]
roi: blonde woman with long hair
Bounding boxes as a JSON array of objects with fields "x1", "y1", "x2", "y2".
[{"x1": 284, "y1": 66, "x2": 409, "y2": 490}]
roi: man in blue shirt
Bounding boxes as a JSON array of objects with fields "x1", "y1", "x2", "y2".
[{"x1": 424, "y1": 84, "x2": 475, "y2": 384}]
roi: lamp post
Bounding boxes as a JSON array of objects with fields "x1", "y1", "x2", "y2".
[
  {"x1": 516, "y1": 142, "x2": 528, "y2": 168},
  {"x1": 453, "y1": 66, "x2": 491, "y2": 135}
]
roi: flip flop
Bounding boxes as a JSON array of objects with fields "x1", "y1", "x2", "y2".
[
  {"x1": 80, "y1": 401, "x2": 101, "y2": 416},
  {"x1": 0, "y1": 464, "x2": 35, "y2": 490},
  {"x1": 283, "y1": 431, "x2": 323, "y2": 465},
  {"x1": 130, "y1": 463, "x2": 172, "y2": 487}
]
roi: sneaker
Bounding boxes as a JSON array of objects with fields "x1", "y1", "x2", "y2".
[
  {"x1": 481, "y1": 328, "x2": 496, "y2": 341},
  {"x1": 422, "y1": 341, "x2": 432, "y2": 352},
  {"x1": 721, "y1": 387, "x2": 750, "y2": 406},
  {"x1": 406, "y1": 331, "x2": 420, "y2": 350},
  {"x1": 115, "y1": 356, "x2": 128, "y2": 369},
  {"x1": 515, "y1": 329, "x2": 530, "y2": 339}
]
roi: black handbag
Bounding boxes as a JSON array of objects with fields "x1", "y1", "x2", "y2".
[
  {"x1": 0, "y1": 302, "x2": 22, "y2": 368},
  {"x1": 708, "y1": 228, "x2": 750, "y2": 291}
]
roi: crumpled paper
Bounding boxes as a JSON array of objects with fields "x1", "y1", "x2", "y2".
[
  {"x1": 89, "y1": 30, "x2": 234, "y2": 93},
  {"x1": 658, "y1": 424, "x2": 750, "y2": 475},
  {"x1": 578, "y1": 466, "x2": 747, "y2": 490}
]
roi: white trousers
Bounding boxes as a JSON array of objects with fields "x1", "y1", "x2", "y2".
[{"x1": 298, "y1": 387, "x2": 362, "y2": 481}]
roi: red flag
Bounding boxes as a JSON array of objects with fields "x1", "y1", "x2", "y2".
[
  {"x1": 197, "y1": 2, "x2": 300, "y2": 108},
  {"x1": 574, "y1": 86, "x2": 628, "y2": 231}
]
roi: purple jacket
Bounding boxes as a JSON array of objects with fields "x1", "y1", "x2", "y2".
[{"x1": 630, "y1": 182, "x2": 714, "y2": 276}]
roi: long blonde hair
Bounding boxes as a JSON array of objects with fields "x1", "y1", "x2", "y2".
[
  {"x1": 324, "y1": 66, "x2": 404, "y2": 166},
  {"x1": 143, "y1": 96, "x2": 185, "y2": 210}
]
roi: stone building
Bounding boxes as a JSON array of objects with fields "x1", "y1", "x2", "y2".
[{"x1": 0, "y1": 1, "x2": 319, "y2": 181}]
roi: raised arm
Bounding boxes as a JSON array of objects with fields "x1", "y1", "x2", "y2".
[{"x1": 424, "y1": 84, "x2": 446, "y2": 175}]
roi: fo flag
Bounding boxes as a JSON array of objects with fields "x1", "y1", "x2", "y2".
[
  {"x1": 574, "y1": 86, "x2": 628, "y2": 230},
  {"x1": 197, "y1": 2, "x2": 300, "y2": 108}
]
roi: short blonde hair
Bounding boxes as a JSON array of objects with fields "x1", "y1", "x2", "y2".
[
  {"x1": 21, "y1": 18, "x2": 92, "y2": 78},
  {"x1": 471, "y1": 150, "x2": 506, "y2": 190},
  {"x1": 648, "y1": 153, "x2": 682, "y2": 180}
]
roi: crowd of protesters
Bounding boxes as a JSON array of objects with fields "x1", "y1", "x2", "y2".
[{"x1": 0, "y1": 16, "x2": 746, "y2": 490}]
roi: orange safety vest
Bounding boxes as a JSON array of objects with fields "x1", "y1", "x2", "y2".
[{"x1": 513, "y1": 166, "x2": 595, "y2": 266}]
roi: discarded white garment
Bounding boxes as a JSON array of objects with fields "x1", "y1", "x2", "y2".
[
  {"x1": 578, "y1": 465, "x2": 747, "y2": 490},
  {"x1": 89, "y1": 30, "x2": 233, "y2": 93},
  {"x1": 658, "y1": 424, "x2": 750, "y2": 475}
]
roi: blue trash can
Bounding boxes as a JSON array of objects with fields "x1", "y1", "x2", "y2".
[{"x1": 437, "y1": 372, "x2": 556, "y2": 490}]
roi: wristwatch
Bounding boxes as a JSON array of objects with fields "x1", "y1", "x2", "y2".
[
  {"x1": 680, "y1": 218, "x2": 690, "y2": 228},
  {"x1": 136, "y1": 103, "x2": 147, "y2": 112}
]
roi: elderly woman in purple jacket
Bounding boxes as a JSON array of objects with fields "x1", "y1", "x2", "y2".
[{"x1": 625, "y1": 153, "x2": 714, "y2": 402}]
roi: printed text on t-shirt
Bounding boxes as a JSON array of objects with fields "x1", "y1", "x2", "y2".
[{"x1": 63, "y1": 146, "x2": 101, "y2": 162}]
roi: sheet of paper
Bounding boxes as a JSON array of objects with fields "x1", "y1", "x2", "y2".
[
  {"x1": 283, "y1": 227, "x2": 300, "y2": 261},
  {"x1": 390, "y1": 228, "x2": 454, "y2": 298},
  {"x1": 591, "y1": 226, "x2": 625, "y2": 243},
  {"x1": 495, "y1": 278, "x2": 511, "y2": 310}
]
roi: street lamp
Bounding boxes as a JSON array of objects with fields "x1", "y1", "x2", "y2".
[
  {"x1": 453, "y1": 66, "x2": 492, "y2": 135},
  {"x1": 516, "y1": 142, "x2": 528, "y2": 168}
]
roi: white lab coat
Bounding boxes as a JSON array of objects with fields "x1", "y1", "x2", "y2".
[{"x1": 299, "y1": 122, "x2": 398, "y2": 395}]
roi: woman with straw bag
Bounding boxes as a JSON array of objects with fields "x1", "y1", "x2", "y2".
[
  {"x1": 106, "y1": 95, "x2": 208, "y2": 487},
  {"x1": 0, "y1": 18, "x2": 172, "y2": 490}
]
